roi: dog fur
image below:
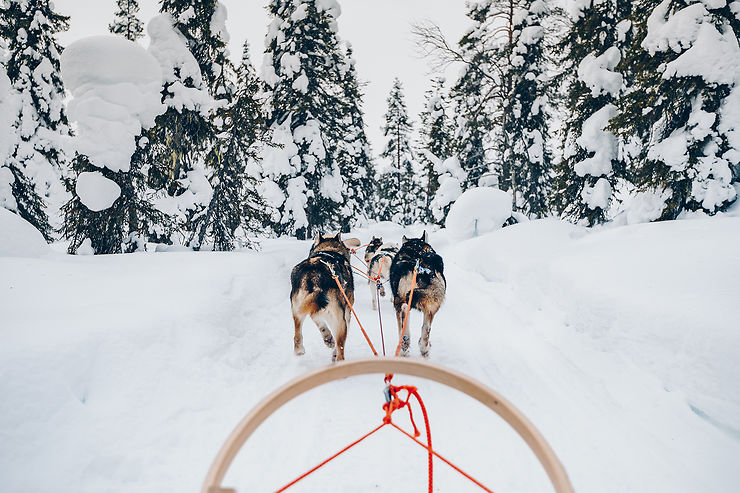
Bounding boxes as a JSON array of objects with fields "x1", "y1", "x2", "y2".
[
  {"x1": 290, "y1": 233, "x2": 360, "y2": 362},
  {"x1": 366, "y1": 239, "x2": 399, "y2": 310},
  {"x1": 389, "y1": 231, "x2": 446, "y2": 357}
]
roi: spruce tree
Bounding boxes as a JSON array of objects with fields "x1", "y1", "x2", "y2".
[
  {"x1": 449, "y1": 3, "x2": 496, "y2": 191},
  {"x1": 418, "y1": 77, "x2": 455, "y2": 223},
  {"x1": 492, "y1": 0, "x2": 553, "y2": 217},
  {"x1": 611, "y1": 0, "x2": 738, "y2": 218},
  {"x1": 261, "y1": 0, "x2": 350, "y2": 239},
  {"x1": 109, "y1": 0, "x2": 144, "y2": 41},
  {"x1": 61, "y1": 140, "x2": 171, "y2": 254},
  {"x1": 190, "y1": 41, "x2": 267, "y2": 250},
  {"x1": 147, "y1": 2, "x2": 226, "y2": 242},
  {"x1": 0, "y1": 0, "x2": 71, "y2": 240},
  {"x1": 552, "y1": 0, "x2": 631, "y2": 225},
  {"x1": 334, "y1": 43, "x2": 375, "y2": 230},
  {"x1": 377, "y1": 78, "x2": 420, "y2": 225}
]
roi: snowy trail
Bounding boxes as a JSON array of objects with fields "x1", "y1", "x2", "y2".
[{"x1": 2, "y1": 219, "x2": 740, "y2": 492}]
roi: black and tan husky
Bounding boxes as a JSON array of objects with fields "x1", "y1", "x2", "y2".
[
  {"x1": 365, "y1": 238, "x2": 399, "y2": 310},
  {"x1": 390, "y1": 231, "x2": 446, "y2": 357},
  {"x1": 290, "y1": 233, "x2": 360, "y2": 362}
]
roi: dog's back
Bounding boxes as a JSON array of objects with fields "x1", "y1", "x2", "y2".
[
  {"x1": 390, "y1": 232, "x2": 446, "y2": 356},
  {"x1": 290, "y1": 234, "x2": 359, "y2": 362}
]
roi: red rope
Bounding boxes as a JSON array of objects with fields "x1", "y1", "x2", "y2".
[{"x1": 273, "y1": 422, "x2": 387, "y2": 493}]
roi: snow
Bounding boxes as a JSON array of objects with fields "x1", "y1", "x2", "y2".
[
  {"x1": 581, "y1": 176, "x2": 612, "y2": 210},
  {"x1": 1, "y1": 217, "x2": 739, "y2": 492},
  {"x1": 444, "y1": 187, "x2": 512, "y2": 239},
  {"x1": 147, "y1": 14, "x2": 213, "y2": 114},
  {"x1": 574, "y1": 104, "x2": 617, "y2": 178},
  {"x1": 577, "y1": 46, "x2": 622, "y2": 98},
  {"x1": 642, "y1": 1, "x2": 709, "y2": 55},
  {"x1": 662, "y1": 21, "x2": 740, "y2": 85},
  {"x1": 0, "y1": 66, "x2": 21, "y2": 211},
  {"x1": 210, "y1": 2, "x2": 230, "y2": 43},
  {"x1": 0, "y1": 207, "x2": 49, "y2": 257},
  {"x1": 61, "y1": 35, "x2": 165, "y2": 174},
  {"x1": 75, "y1": 171, "x2": 121, "y2": 212}
]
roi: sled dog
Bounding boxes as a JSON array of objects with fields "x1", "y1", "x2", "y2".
[
  {"x1": 389, "y1": 231, "x2": 446, "y2": 357},
  {"x1": 290, "y1": 233, "x2": 361, "y2": 362},
  {"x1": 366, "y1": 240, "x2": 399, "y2": 311},
  {"x1": 364, "y1": 236, "x2": 383, "y2": 265}
]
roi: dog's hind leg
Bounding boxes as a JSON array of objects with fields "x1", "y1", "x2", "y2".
[
  {"x1": 419, "y1": 310, "x2": 435, "y2": 358},
  {"x1": 318, "y1": 322, "x2": 335, "y2": 349},
  {"x1": 370, "y1": 281, "x2": 378, "y2": 311},
  {"x1": 331, "y1": 308, "x2": 349, "y2": 362},
  {"x1": 394, "y1": 300, "x2": 410, "y2": 356},
  {"x1": 293, "y1": 312, "x2": 306, "y2": 356}
]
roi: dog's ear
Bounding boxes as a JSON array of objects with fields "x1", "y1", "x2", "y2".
[
  {"x1": 313, "y1": 234, "x2": 323, "y2": 247},
  {"x1": 402, "y1": 235, "x2": 409, "y2": 243},
  {"x1": 334, "y1": 233, "x2": 342, "y2": 241},
  {"x1": 421, "y1": 230, "x2": 428, "y2": 243},
  {"x1": 343, "y1": 237, "x2": 361, "y2": 248}
]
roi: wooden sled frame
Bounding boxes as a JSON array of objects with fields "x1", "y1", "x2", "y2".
[{"x1": 202, "y1": 357, "x2": 574, "y2": 493}]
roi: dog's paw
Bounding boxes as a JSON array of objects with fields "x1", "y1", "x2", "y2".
[{"x1": 294, "y1": 345, "x2": 306, "y2": 356}]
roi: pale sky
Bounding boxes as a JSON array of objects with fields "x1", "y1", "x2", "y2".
[{"x1": 54, "y1": 0, "x2": 469, "y2": 156}]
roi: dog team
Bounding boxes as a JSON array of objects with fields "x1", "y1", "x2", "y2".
[{"x1": 290, "y1": 231, "x2": 446, "y2": 362}]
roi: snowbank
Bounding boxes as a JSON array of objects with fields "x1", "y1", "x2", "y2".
[
  {"x1": 61, "y1": 35, "x2": 165, "y2": 174},
  {"x1": 1, "y1": 218, "x2": 739, "y2": 492},
  {"x1": 445, "y1": 187, "x2": 512, "y2": 239},
  {"x1": 0, "y1": 207, "x2": 49, "y2": 257}
]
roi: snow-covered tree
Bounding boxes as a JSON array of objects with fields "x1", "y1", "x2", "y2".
[
  {"x1": 190, "y1": 41, "x2": 268, "y2": 250},
  {"x1": 552, "y1": 0, "x2": 631, "y2": 225},
  {"x1": 109, "y1": 0, "x2": 144, "y2": 42},
  {"x1": 0, "y1": 0, "x2": 72, "y2": 240},
  {"x1": 60, "y1": 36, "x2": 168, "y2": 254},
  {"x1": 377, "y1": 78, "x2": 421, "y2": 225},
  {"x1": 415, "y1": 0, "x2": 555, "y2": 217},
  {"x1": 146, "y1": 4, "x2": 223, "y2": 242},
  {"x1": 418, "y1": 77, "x2": 455, "y2": 224},
  {"x1": 447, "y1": 3, "x2": 496, "y2": 191},
  {"x1": 261, "y1": 0, "x2": 349, "y2": 239},
  {"x1": 493, "y1": 0, "x2": 553, "y2": 218},
  {"x1": 334, "y1": 43, "x2": 375, "y2": 230},
  {"x1": 612, "y1": 0, "x2": 739, "y2": 219}
]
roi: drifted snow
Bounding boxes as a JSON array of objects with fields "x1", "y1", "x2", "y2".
[
  {"x1": 61, "y1": 35, "x2": 165, "y2": 174},
  {"x1": 445, "y1": 187, "x2": 512, "y2": 239},
  {"x1": 0, "y1": 207, "x2": 49, "y2": 257},
  {"x1": 75, "y1": 171, "x2": 121, "y2": 212}
]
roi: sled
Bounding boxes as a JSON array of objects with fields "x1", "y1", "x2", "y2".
[{"x1": 201, "y1": 357, "x2": 574, "y2": 493}]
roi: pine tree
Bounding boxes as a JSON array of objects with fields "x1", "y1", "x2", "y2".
[
  {"x1": 334, "y1": 43, "x2": 375, "y2": 230},
  {"x1": 61, "y1": 139, "x2": 171, "y2": 254},
  {"x1": 552, "y1": 0, "x2": 631, "y2": 225},
  {"x1": 0, "y1": 0, "x2": 71, "y2": 240},
  {"x1": 611, "y1": 0, "x2": 738, "y2": 219},
  {"x1": 147, "y1": 2, "x2": 226, "y2": 242},
  {"x1": 190, "y1": 41, "x2": 268, "y2": 250},
  {"x1": 492, "y1": 0, "x2": 553, "y2": 217},
  {"x1": 261, "y1": 0, "x2": 351, "y2": 239},
  {"x1": 377, "y1": 78, "x2": 420, "y2": 225},
  {"x1": 109, "y1": 0, "x2": 144, "y2": 41},
  {"x1": 449, "y1": 3, "x2": 496, "y2": 191},
  {"x1": 418, "y1": 77, "x2": 455, "y2": 223}
]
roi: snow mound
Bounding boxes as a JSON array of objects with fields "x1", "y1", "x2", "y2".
[
  {"x1": 75, "y1": 171, "x2": 121, "y2": 212},
  {"x1": 445, "y1": 187, "x2": 512, "y2": 239},
  {"x1": 0, "y1": 208, "x2": 49, "y2": 257}
]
